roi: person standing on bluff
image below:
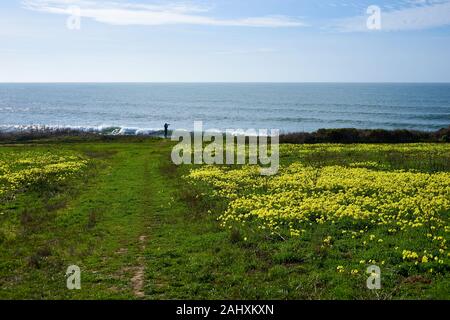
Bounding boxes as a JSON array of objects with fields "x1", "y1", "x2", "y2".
[{"x1": 164, "y1": 123, "x2": 170, "y2": 138}]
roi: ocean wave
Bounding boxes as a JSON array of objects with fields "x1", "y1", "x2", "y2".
[
  {"x1": 0, "y1": 107, "x2": 31, "y2": 112},
  {"x1": 0, "y1": 124, "x2": 164, "y2": 136}
]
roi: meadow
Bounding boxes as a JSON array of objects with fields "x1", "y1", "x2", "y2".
[
  {"x1": 186, "y1": 144, "x2": 450, "y2": 297},
  {"x1": 0, "y1": 137, "x2": 449, "y2": 299}
]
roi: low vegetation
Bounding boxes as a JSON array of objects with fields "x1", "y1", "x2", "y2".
[
  {"x1": 280, "y1": 126, "x2": 450, "y2": 144},
  {"x1": 0, "y1": 137, "x2": 449, "y2": 299},
  {"x1": 185, "y1": 144, "x2": 450, "y2": 298}
]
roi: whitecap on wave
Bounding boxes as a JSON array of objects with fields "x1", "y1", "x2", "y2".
[{"x1": 0, "y1": 124, "x2": 164, "y2": 136}]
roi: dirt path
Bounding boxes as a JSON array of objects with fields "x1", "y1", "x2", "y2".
[
  {"x1": 60, "y1": 140, "x2": 173, "y2": 299},
  {"x1": 131, "y1": 235, "x2": 147, "y2": 298},
  {"x1": 127, "y1": 141, "x2": 171, "y2": 298}
]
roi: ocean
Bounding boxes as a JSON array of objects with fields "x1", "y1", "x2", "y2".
[{"x1": 1, "y1": 83, "x2": 449, "y2": 134}]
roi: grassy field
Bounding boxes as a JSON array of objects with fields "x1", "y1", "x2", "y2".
[{"x1": 0, "y1": 138, "x2": 449, "y2": 299}]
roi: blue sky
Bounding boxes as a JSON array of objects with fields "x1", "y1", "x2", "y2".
[{"x1": 1, "y1": 0, "x2": 450, "y2": 82}]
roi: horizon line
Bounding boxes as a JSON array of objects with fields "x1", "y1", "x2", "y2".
[{"x1": 1, "y1": 81, "x2": 450, "y2": 84}]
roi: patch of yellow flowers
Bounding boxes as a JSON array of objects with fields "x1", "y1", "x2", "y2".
[
  {"x1": 0, "y1": 150, "x2": 88, "y2": 200},
  {"x1": 187, "y1": 163, "x2": 449, "y2": 234},
  {"x1": 186, "y1": 143, "x2": 450, "y2": 273}
]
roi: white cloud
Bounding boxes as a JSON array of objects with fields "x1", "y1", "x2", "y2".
[
  {"x1": 213, "y1": 48, "x2": 278, "y2": 55},
  {"x1": 22, "y1": 0, "x2": 305, "y2": 27},
  {"x1": 331, "y1": 0, "x2": 450, "y2": 32}
]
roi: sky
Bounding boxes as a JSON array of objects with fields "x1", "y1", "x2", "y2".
[{"x1": 1, "y1": 0, "x2": 450, "y2": 82}]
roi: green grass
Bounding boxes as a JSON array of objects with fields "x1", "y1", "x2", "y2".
[{"x1": 0, "y1": 138, "x2": 448, "y2": 299}]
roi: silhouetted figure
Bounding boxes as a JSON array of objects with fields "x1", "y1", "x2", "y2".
[{"x1": 164, "y1": 123, "x2": 170, "y2": 138}]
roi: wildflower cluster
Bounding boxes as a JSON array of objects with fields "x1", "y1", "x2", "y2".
[
  {"x1": 0, "y1": 150, "x2": 88, "y2": 201},
  {"x1": 185, "y1": 143, "x2": 450, "y2": 275}
]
